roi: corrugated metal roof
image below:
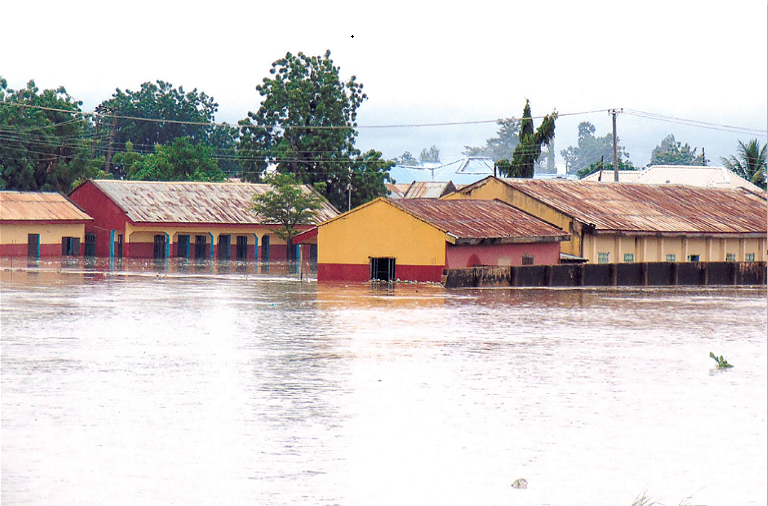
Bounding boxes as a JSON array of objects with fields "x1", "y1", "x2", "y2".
[
  {"x1": 0, "y1": 191, "x2": 92, "y2": 222},
  {"x1": 392, "y1": 198, "x2": 569, "y2": 242},
  {"x1": 385, "y1": 183, "x2": 410, "y2": 199},
  {"x1": 403, "y1": 181, "x2": 456, "y2": 199},
  {"x1": 499, "y1": 179, "x2": 767, "y2": 234},
  {"x1": 634, "y1": 165, "x2": 763, "y2": 192},
  {"x1": 89, "y1": 180, "x2": 338, "y2": 225},
  {"x1": 581, "y1": 170, "x2": 644, "y2": 183}
]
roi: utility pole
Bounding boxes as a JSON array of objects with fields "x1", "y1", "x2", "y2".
[
  {"x1": 104, "y1": 106, "x2": 118, "y2": 174},
  {"x1": 609, "y1": 108, "x2": 622, "y2": 182},
  {"x1": 347, "y1": 167, "x2": 352, "y2": 212}
]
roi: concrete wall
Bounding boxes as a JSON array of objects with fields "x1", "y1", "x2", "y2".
[
  {"x1": 443, "y1": 261, "x2": 767, "y2": 288},
  {"x1": 446, "y1": 242, "x2": 561, "y2": 268},
  {"x1": 0, "y1": 223, "x2": 86, "y2": 257}
]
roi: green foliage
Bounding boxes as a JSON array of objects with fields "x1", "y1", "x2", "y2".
[
  {"x1": 576, "y1": 158, "x2": 638, "y2": 179},
  {"x1": 394, "y1": 151, "x2": 418, "y2": 166},
  {"x1": 251, "y1": 172, "x2": 326, "y2": 259},
  {"x1": 348, "y1": 150, "x2": 395, "y2": 210},
  {"x1": 238, "y1": 50, "x2": 391, "y2": 210},
  {"x1": 463, "y1": 117, "x2": 521, "y2": 161},
  {"x1": 419, "y1": 145, "x2": 441, "y2": 163},
  {"x1": 126, "y1": 137, "x2": 225, "y2": 181},
  {"x1": 97, "y1": 80, "x2": 220, "y2": 154},
  {"x1": 561, "y1": 121, "x2": 630, "y2": 174},
  {"x1": 0, "y1": 78, "x2": 94, "y2": 192},
  {"x1": 649, "y1": 134, "x2": 707, "y2": 166},
  {"x1": 721, "y1": 139, "x2": 767, "y2": 189},
  {"x1": 710, "y1": 352, "x2": 734, "y2": 369},
  {"x1": 505, "y1": 100, "x2": 557, "y2": 178}
]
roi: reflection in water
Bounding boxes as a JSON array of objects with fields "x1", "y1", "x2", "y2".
[{"x1": 0, "y1": 261, "x2": 766, "y2": 506}]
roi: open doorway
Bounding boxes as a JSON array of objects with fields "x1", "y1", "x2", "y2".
[{"x1": 370, "y1": 257, "x2": 396, "y2": 282}]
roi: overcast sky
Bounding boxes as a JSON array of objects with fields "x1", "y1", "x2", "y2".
[{"x1": 4, "y1": 0, "x2": 766, "y2": 168}]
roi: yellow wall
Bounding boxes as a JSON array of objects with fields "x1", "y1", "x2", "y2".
[
  {"x1": 124, "y1": 223, "x2": 286, "y2": 245},
  {"x1": 587, "y1": 234, "x2": 767, "y2": 263},
  {"x1": 0, "y1": 223, "x2": 85, "y2": 245},
  {"x1": 318, "y1": 199, "x2": 446, "y2": 266}
]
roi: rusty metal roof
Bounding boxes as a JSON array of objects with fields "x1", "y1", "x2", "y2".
[
  {"x1": 403, "y1": 181, "x2": 456, "y2": 199},
  {"x1": 499, "y1": 179, "x2": 767, "y2": 234},
  {"x1": 393, "y1": 198, "x2": 569, "y2": 243},
  {"x1": 88, "y1": 180, "x2": 339, "y2": 225},
  {"x1": 0, "y1": 191, "x2": 92, "y2": 222},
  {"x1": 385, "y1": 183, "x2": 410, "y2": 199}
]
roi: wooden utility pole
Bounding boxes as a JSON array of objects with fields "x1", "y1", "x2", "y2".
[
  {"x1": 104, "y1": 106, "x2": 118, "y2": 174},
  {"x1": 609, "y1": 108, "x2": 622, "y2": 182}
]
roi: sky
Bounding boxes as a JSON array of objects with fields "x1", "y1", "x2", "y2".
[{"x1": 3, "y1": 0, "x2": 766, "y2": 169}]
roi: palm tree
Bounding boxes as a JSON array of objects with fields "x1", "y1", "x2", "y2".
[{"x1": 721, "y1": 139, "x2": 767, "y2": 189}]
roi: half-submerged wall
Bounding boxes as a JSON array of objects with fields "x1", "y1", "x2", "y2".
[{"x1": 442, "y1": 261, "x2": 767, "y2": 288}]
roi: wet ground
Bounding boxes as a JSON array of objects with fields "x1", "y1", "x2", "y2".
[{"x1": 2, "y1": 259, "x2": 766, "y2": 506}]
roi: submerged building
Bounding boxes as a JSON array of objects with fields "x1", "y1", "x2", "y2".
[
  {"x1": 302, "y1": 197, "x2": 569, "y2": 283},
  {"x1": 68, "y1": 180, "x2": 338, "y2": 260},
  {"x1": 0, "y1": 191, "x2": 92, "y2": 258}
]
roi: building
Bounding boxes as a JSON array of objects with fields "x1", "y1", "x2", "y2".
[
  {"x1": 68, "y1": 180, "x2": 338, "y2": 260},
  {"x1": 0, "y1": 191, "x2": 92, "y2": 258},
  {"x1": 306, "y1": 197, "x2": 569, "y2": 283},
  {"x1": 446, "y1": 177, "x2": 767, "y2": 264},
  {"x1": 581, "y1": 165, "x2": 764, "y2": 193}
]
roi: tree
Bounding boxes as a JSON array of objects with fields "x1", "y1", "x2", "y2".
[
  {"x1": 576, "y1": 158, "x2": 638, "y2": 179},
  {"x1": 348, "y1": 149, "x2": 394, "y2": 210},
  {"x1": 649, "y1": 134, "x2": 707, "y2": 166},
  {"x1": 393, "y1": 151, "x2": 418, "y2": 166},
  {"x1": 126, "y1": 137, "x2": 226, "y2": 181},
  {"x1": 463, "y1": 117, "x2": 521, "y2": 161},
  {"x1": 239, "y1": 50, "x2": 391, "y2": 210},
  {"x1": 0, "y1": 78, "x2": 101, "y2": 192},
  {"x1": 419, "y1": 145, "x2": 441, "y2": 163},
  {"x1": 721, "y1": 139, "x2": 767, "y2": 189},
  {"x1": 97, "y1": 80, "x2": 219, "y2": 154},
  {"x1": 251, "y1": 172, "x2": 325, "y2": 260},
  {"x1": 560, "y1": 121, "x2": 630, "y2": 174},
  {"x1": 498, "y1": 100, "x2": 557, "y2": 178}
]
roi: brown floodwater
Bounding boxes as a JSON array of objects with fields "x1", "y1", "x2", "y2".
[{"x1": 1, "y1": 259, "x2": 766, "y2": 506}]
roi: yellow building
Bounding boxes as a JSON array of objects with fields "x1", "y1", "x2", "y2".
[
  {"x1": 308, "y1": 197, "x2": 568, "y2": 282},
  {"x1": 446, "y1": 177, "x2": 767, "y2": 264},
  {"x1": 0, "y1": 191, "x2": 92, "y2": 258}
]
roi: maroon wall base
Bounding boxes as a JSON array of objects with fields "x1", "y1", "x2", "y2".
[{"x1": 318, "y1": 263, "x2": 444, "y2": 283}]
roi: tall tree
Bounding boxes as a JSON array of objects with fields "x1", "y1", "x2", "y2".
[
  {"x1": 464, "y1": 117, "x2": 520, "y2": 161},
  {"x1": 393, "y1": 151, "x2": 418, "y2": 166},
  {"x1": 239, "y1": 50, "x2": 392, "y2": 210},
  {"x1": 419, "y1": 145, "x2": 441, "y2": 163},
  {"x1": 251, "y1": 172, "x2": 325, "y2": 261},
  {"x1": 560, "y1": 121, "x2": 629, "y2": 174},
  {"x1": 498, "y1": 100, "x2": 557, "y2": 178},
  {"x1": 0, "y1": 78, "x2": 102, "y2": 192},
  {"x1": 649, "y1": 134, "x2": 707, "y2": 166},
  {"x1": 126, "y1": 137, "x2": 225, "y2": 182},
  {"x1": 721, "y1": 139, "x2": 767, "y2": 189}
]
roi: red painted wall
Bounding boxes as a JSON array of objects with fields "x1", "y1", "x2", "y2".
[
  {"x1": 68, "y1": 181, "x2": 129, "y2": 257},
  {"x1": 318, "y1": 263, "x2": 444, "y2": 283},
  {"x1": 446, "y1": 242, "x2": 561, "y2": 268}
]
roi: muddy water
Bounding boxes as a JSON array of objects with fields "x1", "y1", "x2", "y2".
[{"x1": 1, "y1": 260, "x2": 766, "y2": 506}]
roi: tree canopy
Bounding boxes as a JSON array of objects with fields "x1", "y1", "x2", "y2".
[
  {"x1": 496, "y1": 100, "x2": 557, "y2": 178},
  {"x1": 0, "y1": 78, "x2": 105, "y2": 192},
  {"x1": 126, "y1": 137, "x2": 226, "y2": 182},
  {"x1": 560, "y1": 121, "x2": 629, "y2": 174},
  {"x1": 649, "y1": 134, "x2": 707, "y2": 166},
  {"x1": 251, "y1": 172, "x2": 325, "y2": 260},
  {"x1": 721, "y1": 139, "x2": 766, "y2": 189},
  {"x1": 238, "y1": 50, "x2": 392, "y2": 210},
  {"x1": 463, "y1": 117, "x2": 520, "y2": 161},
  {"x1": 419, "y1": 145, "x2": 441, "y2": 163}
]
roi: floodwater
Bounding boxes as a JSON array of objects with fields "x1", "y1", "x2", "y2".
[{"x1": 1, "y1": 259, "x2": 766, "y2": 506}]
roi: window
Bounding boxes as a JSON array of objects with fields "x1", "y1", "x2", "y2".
[
  {"x1": 522, "y1": 254, "x2": 534, "y2": 266},
  {"x1": 726, "y1": 253, "x2": 736, "y2": 262},
  {"x1": 598, "y1": 252, "x2": 609, "y2": 264},
  {"x1": 746, "y1": 253, "x2": 756, "y2": 262},
  {"x1": 370, "y1": 257, "x2": 396, "y2": 282},
  {"x1": 623, "y1": 253, "x2": 634, "y2": 263},
  {"x1": 687, "y1": 254, "x2": 700, "y2": 262},
  {"x1": 61, "y1": 237, "x2": 80, "y2": 256},
  {"x1": 665, "y1": 254, "x2": 676, "y2": 262}
]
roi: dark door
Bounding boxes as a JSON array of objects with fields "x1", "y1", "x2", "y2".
[
  {"x1": 195, "y1": 235, "x2": 207, "y2": 260},
  {"x1": 236, "y1": 236, "x2": 248, "y2": 261},
  {"x1": 370, "y1": 257, "x2": 396, "y2": 282},
  {"x1": 27, "y1": 234, "x2": 40, "y2": 259},
  {"x1": 84, "y1": 233, "x2": 96, "y2": 257},
  {"x1": 153, "y1": 234, "x2": 166, "y2": 259},
  {"x1": 117, "y1": 234, "x2": 123, "y2": 258},
  {"x1": 218, "y1": 235, "x2": 231, "y2": 260},
  {"x1": 261, "y1": 235, "x2": 270, "y2": 261},
  {"x1": 177, "y1": 235, "x2": 190, "y2": 258}
]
